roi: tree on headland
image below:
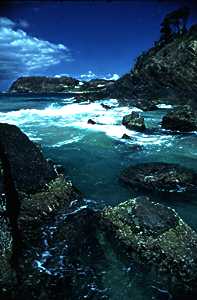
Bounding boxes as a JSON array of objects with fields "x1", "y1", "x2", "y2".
[{"x1": 160, "y1": 6, "x2": 190, "y2": 43}]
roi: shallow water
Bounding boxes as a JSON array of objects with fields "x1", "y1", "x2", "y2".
[{"x1": 0, "y1": 93, "x2": 197, "y2": 299}]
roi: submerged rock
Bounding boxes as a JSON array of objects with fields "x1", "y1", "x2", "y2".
[
  {"x1": 101, "y1": 196, "x2": 197, "y2": 296},
  {"x1": 161, "y1": 105, "x2": 197, "y2": 132},
  {"x1": 122, "y1": 112, "x2": 146, "y2": 132},
  {"x1": 120, "y1": 162, "x2": 197, "y2": 193}
]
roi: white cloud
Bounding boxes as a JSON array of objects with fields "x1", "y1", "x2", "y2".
[
  {"x1": 79, "y1": 70, "x2": 97, "y2": 80},
  {"x1": 78, "y1": 71, "x2": 119, "y2": 81},
  {"x1": 0, "y1": 17, "x2": 73, "y2": 81},
  {"x1": 0, "y1": 17, "x2": 15, "y2": 28},
  {"x1": 103, "y1": 73, "x2": 120, "y2": 80}
]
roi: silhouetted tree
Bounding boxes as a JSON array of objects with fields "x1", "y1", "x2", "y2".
[{"x1": 160, "y1": 6, "x2": 190, "y2": 42}]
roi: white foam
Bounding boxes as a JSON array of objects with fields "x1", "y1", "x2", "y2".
[
  {"x1": 156, "y1": 104, "x2": 173, "y2": 109},
  {"x1": 0, "y1": 100, "x2": 174, "y2": 148}
]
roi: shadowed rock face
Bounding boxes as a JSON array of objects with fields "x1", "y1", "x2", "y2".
[
  {"x1": 120, "y1": 162, "x2": 197, "y2": 193},
  {"x1": 0, "y1": 123, "x2": 56, "y2": 194},
  {"x1": 101, "y1": 197, "x2": 197, "y2": 296},
  {"x1": 161, "y1": 105, "x2": 197, "y2": 132}
]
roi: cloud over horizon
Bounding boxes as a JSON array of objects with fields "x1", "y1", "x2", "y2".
[
  {"x1": 78, "y1": 70, "x2": 119, "y2": 81},
  {"x1": 0, "y1": 17, "x2": 73, "y2": 81}
]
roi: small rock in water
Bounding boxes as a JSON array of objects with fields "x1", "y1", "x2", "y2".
[
  {"x1": 122, "y1": 111, "x2": 146, "y2": 132},
  {"x1": 121, "y1": 133, "x2": 131, "y2": 139},
  {"x1": 101, "y1": 103, "x2": 111, "y2": 110},
  {"x1": 88, "y1": 119, "x2": 96, "y2": 125}
]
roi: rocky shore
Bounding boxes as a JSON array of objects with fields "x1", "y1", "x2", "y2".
[{"x1": 0, "y1": 122, "x2": 197, "y2": 299}]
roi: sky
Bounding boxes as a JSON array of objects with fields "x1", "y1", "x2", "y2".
[{"x1": 0, "y1": 0, "x2": 197, "y2": 91}]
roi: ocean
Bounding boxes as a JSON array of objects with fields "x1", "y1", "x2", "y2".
[{"x1": 0, "y1": 93, "x2": 197, "y2": 299}]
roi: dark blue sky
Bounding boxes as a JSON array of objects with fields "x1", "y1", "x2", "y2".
[{"x1": 0, "y1": 0, "x2": 197, "y2": 90}]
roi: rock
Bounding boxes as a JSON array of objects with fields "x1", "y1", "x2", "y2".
[
  {"x1": 0, "y1": 195, "x2": 16, "y2": 289},
  {"x1": 18, "y1": 176, "x2": 80, "y2": 227},
  {"x1": 88, "y1": 119, "x2": 96, "y2": 125},
  {"x1": 161, "y1": 105, "x2": 197, "y2": 132},
  {"x1": 105, "y1": 21, "x2": 197, "y2": 110},
  {"x1": 101, "y1": 103, "x2": 111, "y2": 110},
  {"x1": 121, "y1": 133, "x2": 131, "y2": 139},
  {"x1": 122, "y1": 111, "x2": 146, "y2": 132},
  {"x1": 120, "y1": 162, "x2": 197, "y2": 193},
  {"x1": 101, "y1": 196, "x2": 197, "y2": 296},
  {"x1": 0, "y1": 123, "x2": 56, "y2": 194}
]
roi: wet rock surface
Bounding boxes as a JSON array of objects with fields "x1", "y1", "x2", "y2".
[
  {"x1": 0, "y1": 123, "x2": 56, "y2": 194},
  {"x1": 161, "y1": 105, "x2": 197, "y2": 132},
  {"x1": 0, "y1": 196, "x2": 16, "y2": 290},
  {"x1": 122, "y1": 112, "x2": 146, "y2": 132},
  {"x1": 120, "y1": 162, "x2": 197, "y2": 193},
  {"x1": 101, "y1": 197, "x2": 197, "y2": 296}
]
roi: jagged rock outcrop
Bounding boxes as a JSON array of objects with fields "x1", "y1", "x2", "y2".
[
  {"x1": 9, "y1": 76, "x2": 79, "y2": 93},
  {"x1": 120, "y1": 162, "x2": 197, "y2": 193},
  {"x1": 101, "y1": 196, "x2": 197, "y2": 296},
  {"x1": 161, "y1": 105, "x2": 197, "y2": 132},
  {"x1": 80, "y1": 79, "x2": 114, "y2": 91},
  {"x1": 122, "y1": 111, "x2": 146, "y2": 132},
  {"x1": 107, "y1": 24, "x2": 197, "y2": 110}
]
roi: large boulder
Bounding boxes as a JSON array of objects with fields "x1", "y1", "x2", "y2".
[
  {"x1": 122, "y1": 112, "x2": 146, "y2": 132},
  {"x1": 0, "y1": 123, "x2": 56, "y2": 194},
  {"x1": 161, "y1": 105, "x2": 197, "y2": 132},
  {"x1": 120, "y1": 162, "x2": 197, "y2": 193},
  {"x1": 101, "y1": 197, "x2": 197, "y2": 296}
]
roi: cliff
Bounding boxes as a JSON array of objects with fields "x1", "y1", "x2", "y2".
[{"x1": 108, "y1": 24, "x2": 197, "y2": 109}]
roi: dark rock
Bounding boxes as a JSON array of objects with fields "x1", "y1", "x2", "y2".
[
  {"x1": 121, "y1": 133, "x2": 131, "y2": 139},
  {"x1": 105, "y1": 24, "x2": 197, "y2": 110},
  {"x1": 81, "y1": 79, "x2": 115, "y2": 92},
  {"x1": 0, "y1": 123, "x2": 56, "y2": 194},
  {"x1": 0, "y1": 195, "x2": 16, "y2": 288},
  {"x1": 122, "y1": 111, "x2": 146, "y2": 132},
  {"x1": 18, "y1": 176, "x2": 81, "y2": 229},
  {"x1": 88, "y1": 119, "x2": 96, "y2": 125},
  {"x1": 161, "y1": 105, "x2": 197, "y2": 132},
  {"x1": 101, "y1": 103, "x2": 111, "y2": 110},
  {"x1": 101, "y1": 196, "x2": 197, "y2": 296},
  {"x1": 120, "y1": 162, "x2": 197, "y2": 193}
]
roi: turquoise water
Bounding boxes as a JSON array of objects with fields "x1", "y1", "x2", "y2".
[{"x1": 0, "y1": 94, "x2": 197, "y2": 299}]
